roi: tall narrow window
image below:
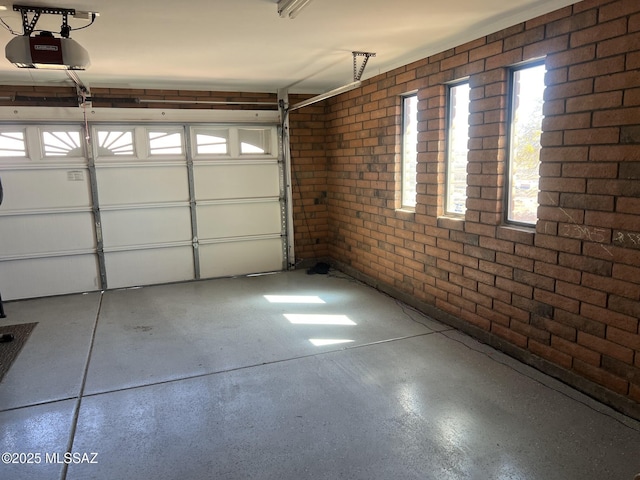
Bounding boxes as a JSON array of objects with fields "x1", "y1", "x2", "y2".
[
  {"x1": 508, "y1": 63, "x2": 545, "y2": 225},
  {"x1": 401, "y1": 94, "x2": 418, "y2": 209},
  {"x1": 446, "y1": 82, "x2": 470, "y2": 215}
]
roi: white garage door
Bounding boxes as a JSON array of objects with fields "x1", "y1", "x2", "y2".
[
  {"x1": 0, "y1": 126, "x2": 100, "y2": 300},
  {"x1": 0, "y1": 119, "x2": 287, "y2": 300}
]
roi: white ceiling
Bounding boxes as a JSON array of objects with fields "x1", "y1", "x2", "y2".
[{"x1": 0, "y1": 0, "x2": 578, "y2": 94}]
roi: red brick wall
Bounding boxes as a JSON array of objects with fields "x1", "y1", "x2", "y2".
[
  {"x1": 291, "y1": 0, "x2": 640, "y2": 417},
  {"x1": 288, "y1": 99, "x2": 330, "y2": 263}
]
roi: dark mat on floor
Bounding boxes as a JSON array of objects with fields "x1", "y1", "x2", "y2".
[{"x1": 0, "y1": 323, "x2": 37, "y2": 383}]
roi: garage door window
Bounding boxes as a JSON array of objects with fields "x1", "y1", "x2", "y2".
[
  {"x1": 239, "y1": 128, "x2": 271, "y2": 155},
  {"x1": 42, "y1": 129, "x2": 83, "y2": 157},
  {"x1": 0, "y1": 131, "x2": 26, "y2": 157},
  {"x1": 148, "y1": 130, "x2": 184, "y2": 156},
  {"x1": 195, "y1": 129, "x2": 229, "y2": 155},
  {"x1": 97, "y1": 130, "x2": 134, "y2": 156}
]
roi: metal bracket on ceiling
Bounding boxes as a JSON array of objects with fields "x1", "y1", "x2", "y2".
[
  {"x1": 66, "y1": 70, "x2": 91, "y2": 108},
  {"x1": 353, "y1": 51, "x2": 376, "y2": 82},
  {"x1": 13, "y1": 4, "x2": 76, "y2": 37}
]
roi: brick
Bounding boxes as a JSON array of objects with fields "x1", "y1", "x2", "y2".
[
  {"x1": 529, "y1": 339, "x2": 573, "y2": 369},
  {"x1": 540, "y1": 146, "x2": 588, "y2": 162},
  {"x1": 561, "y1": 194, "x2": 615, "y2": 214},
  {"x1": 532, "y1": 316, "x2": 576, "y2": 341},
  {"x1": 566, "y1": 91, "x2": 623, "y2": 113},
  {"x1": 545, "y1": 10, "x2": 597, "y2": 38},
  {"x1": 478, "y1": 283, "x2": 511, "y2": 304},
  {"x1": 496, "y1": 252, "x2": 534, "y2": 271},
  {"x1": 542, "y1": 112, "x2": 591, "y2": 131},
  {"x1": 491, "y1": 323, "x2": 528, "y2": 348},
  {"x1": 538, "y1": 205, "x2": 585, "y2": 223},
  {"x1": 514, "y1": 295, "x2": 554, "y2": 318},
  {"x1": 570, "y1": 18, "x2": 629, "y2": 48},
  {"x1": 595, "y1": 71, "x2": 640, "y2": 93},
  {"x1": 608, "y1": 295, "x2": 640, "y2": 319},
  {"x1": 535, "y1": 289, "x2": 580, "y2": 313},
  {"x1": 557, "y1": 281, "x2": 607, "y2": 307},
  {"x1": 612, "y1": 263, "x2": 640, "y2": 283},
  {"x1": 632, "y1": 12, "x2": 640, "y2": 33},
  {"x1": 586, "y1": 211, "x2": 640, "y2": 231},
  {"x1": 496, "y1": 226, "x2": 534, "y2": 245},
  {"x1": 495, "y1": 277, "x2": 533, "y2": 299},
  {"x1": 552, "y1": 335, "x2": 600, "y2": 365},
  {"x1": 535, "y1": 261, "x2": 581, "y2": 284},
  {"x1": 461, "y1": 287, "x2": 492, "y2": 308},
  {"x1": 486, "y1": 49, "x2": 524, "y2": 71},
  {"x1": 534, "y1": 233, "x2": 582, "y2": 254},
  {"x1": 555, "y1": 309, "x2": 605, "y2": 338},
  {"x1": 583, "y1": 273, "x2": 639, "y2": 300},
  {"x1": 599, "y1": 0, "x2": 640, "y2": 22},
  {"x1": 505, "y1": 26, "x2": 545, "y2": 51},
  {"x1": 578, "y1": 331, "x2": 634, "y2": 363},
  {"x1": 511, "y1": 319, "x2": 550, "y2": 342},
  {"x1": 598, "y1": 31, "x2": 640, "y2": 58},
  {"x1": 515, "y1": 244, "x2": 558, "y2": 263},
  {"x1": 464, "y1": 267, "x2": 495, "y2": 285},
  {"x1": 593, "y1": 106, "x2": 640, "y2": 127},
  {"x1": 559, "y1": 252, "x2": 612, "y2": 276},
  {"x1": 602, "y1": 356, "x2": 640, "y2": 384},
  {"x1": 545, "y1": 45, "x2": 596, "y2": 69},
  {"x1": 632, "y1": 384, "x2": 640, "y2": 403},
  {"x1": 544, "y1": 79, "x2": 594, "y2": 101},
  {"x1": 469, "y1": 41, "x2": 503, "y2": 62},
  {"x1": 620, "y1": 162, "x2": 640, "y2": 179},
  {"x1": 593, "y1": 146, "x2": 640, "y2": 163},
  {"x1": 543, "y1": 99, "x2": 566, "y2": 116},
  {"x1": 573, "y1": 359, "x2": 629, "y2": 395},
  {"x1": 563, "y1": 127, "x2": 620, "y2": 145},
  {"x1": 607, "y1": 327, "x2": 640, "y2": 351},
  {"x1": 523, "y1": 35, "x2": 570, "y2": 59},
  {"x1": 561, "y1": 162, "x2": 618, "y2": 178},
  {"x1": 621, "y1": 125, "x2": 640, "y2": 144},
  {"x1": 588, "y1": 179, "x2": 640, "y2": 198}
]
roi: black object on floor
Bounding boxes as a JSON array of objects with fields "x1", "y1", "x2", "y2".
[
  {"x1": 0, "y1": 323, "x2": 37, "y2": 383},
  {"x1": 306, "y1": 262, "x2": 331, "y2": 275}
]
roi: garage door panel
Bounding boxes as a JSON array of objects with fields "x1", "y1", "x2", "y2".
[
  {"x1": 0, "y1": 255, "x2": 99, "y2": 300},
  {"x1": 199, "y1": 239, "x2": 283, "y2": 279},
  {"x1": 0, "y1": 213, "x2": 96, "y2": 256},
  {"x1": 197, "y1": 202, "x2": 281, "y2": 240},
  {"x1": 97, "y1": 166, "x2": 189, "y2": 205},
  {"x1": 194, "y1": 163, "x2": 280, "y2": 200},
  {"x1": 0, "y1": 168, "x2": 91, "y2": 210},
  {"x1": 104, "y1": 247, "x2": 195, "y2": 289},
  {"x1": 101, "y1": 207, "x2": 192, "y2": 248},
  {"x1": 0, "y1": 121, "x2": 287, "y2": 300}
]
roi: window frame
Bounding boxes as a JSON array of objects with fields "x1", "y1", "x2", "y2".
[
  {"x1": 445, "y1": 80, "x2": 471, "y2": 217},
  {"x1": 400, "y1": 92, "x2": 418, "y2": 210},
  {"x1": 505, "y1": 60, "x2": 546, "y2": 227}
]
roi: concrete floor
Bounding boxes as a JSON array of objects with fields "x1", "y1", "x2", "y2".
[{"x1": 0, "y1": 269, "x2": 639, "y2": 480}]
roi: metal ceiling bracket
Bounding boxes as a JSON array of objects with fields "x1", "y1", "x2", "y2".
[
  {"x1": 353, "y1": 51, "x2": 376, "y2": 82},
  {"x1": 66, "y1": 70, "x2": 91, "y2": 107},
  {"x1": 13, "y1": 4, "x2": 76, "y2": 36}
]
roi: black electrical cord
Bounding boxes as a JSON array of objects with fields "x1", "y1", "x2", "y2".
[
  {"x1": 0, "y1": 17, "x2": 19, "y2": 35},
  {"x1": 69, "y1": 13, "x2": 96, "y2": 32}
]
